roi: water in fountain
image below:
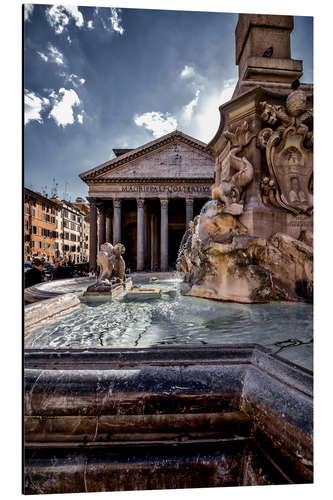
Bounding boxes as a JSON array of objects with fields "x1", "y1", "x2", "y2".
[{"x1": 25, "y1": 276, "x2": 313, "y2": 370}]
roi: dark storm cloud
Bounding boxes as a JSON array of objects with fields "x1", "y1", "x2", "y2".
[{"x1": 24, "y1": 5, "x2": 313, "y2": 200}]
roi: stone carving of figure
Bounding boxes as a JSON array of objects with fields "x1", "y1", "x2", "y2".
[
  {"x1": 97, "y1": 243, "x2": 114, "y2": 282},
  {"x1": 84, "y1": 242, "x2": 127, "y2": 295},
  {"x1": 112, "y1": 243, "x2": 126, "y2": 281},
  {"x1": 211, "y1": 122, "x2": 254, "y2": 215},
  {"x1": 288, "y1": 177, "x2": 307, "y2": 204}
]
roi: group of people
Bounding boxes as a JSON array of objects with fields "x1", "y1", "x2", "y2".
[{"x1": 24, "y1": 256, "x2": 75, "y2": 289}]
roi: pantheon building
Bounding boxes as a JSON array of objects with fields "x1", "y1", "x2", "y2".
[{"x1": 80, "y1": 130, "x2": 215, "y2": 272}]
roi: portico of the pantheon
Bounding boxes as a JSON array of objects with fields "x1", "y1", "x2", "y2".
[{"x1": 80, "y1": 130, "x2": 215, "y2": 272}]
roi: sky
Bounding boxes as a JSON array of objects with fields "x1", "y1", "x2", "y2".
[{"x1": 24, "y1": 4, "x2": 313, "y2": 201}]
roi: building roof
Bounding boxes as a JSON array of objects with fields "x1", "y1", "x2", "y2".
[
  {"x1": 24, "y1": 188, "x2": 61, "y2": 209},
  {"x1": 80, "y1": 130, "x2": 211, "y2": 182},
  {"x1": 112, "y1": 148, "x2": 134, "y2": 157}
]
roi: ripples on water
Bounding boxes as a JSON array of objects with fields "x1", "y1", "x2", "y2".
[{"x1": 25, "y1": 277, "x2": 313, "y2": 369}]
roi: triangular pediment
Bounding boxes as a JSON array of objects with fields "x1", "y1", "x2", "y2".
[{"x1": 80, "y1": 130, "x2": 214, "y2": 181}]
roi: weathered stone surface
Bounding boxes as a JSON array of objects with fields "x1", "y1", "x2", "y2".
[
  {"x1": 198, "y1": 201, "x2": 248, "y2": 244},
  {"x1": 185, "y1": 231, "x2": 312, "y2": 303}
]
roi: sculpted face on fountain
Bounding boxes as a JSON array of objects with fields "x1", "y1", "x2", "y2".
[{"x1": 113, "y1": 243, "x2": 125, "y2": 256}]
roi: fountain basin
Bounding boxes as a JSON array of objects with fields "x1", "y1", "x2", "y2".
[
  {"x1": 24, "y1": 276, "x2": 93, "y2": 304},
  {"x1": 24, "y1": 345, "x2": 313, "y2": 494}
]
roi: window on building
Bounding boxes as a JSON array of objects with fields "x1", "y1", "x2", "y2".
[
  {"x1": 31, "y1": 226, "x2": 37, "y2": 234},
  {"x1": 39, "y1": 241, "x2": 42, "y2": 249},
  {"x1": 32, "y1": 208, "x2": 36, "y2": 217},
  {"x1": 31, "y1": 240, "x2": 35, "y2": 248}
]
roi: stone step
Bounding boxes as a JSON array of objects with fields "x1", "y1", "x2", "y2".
[
  {"x1": 24, "y1": 438, "x2": 291, "y2": 494},
  {"x1": 25, "y1": 410, "x2": 251, "y2": 445}
]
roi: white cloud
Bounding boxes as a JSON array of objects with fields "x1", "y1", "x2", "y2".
[
  {"x1": 24, "y1": 90, "x2": 49, "y2": 125},
  {"x1": 37, "y1": 51, "x2": 48, "y2": 62},
  {"x1": 48, "y1": 88, "x2": 81, "y2": 127},
  {"x1": 24, "y1": 4, "x2": 34, "y2": 22},
  {"x1": 91, "y1": 7, "x2": 124, "y2": 34},
  {"x1": 48, "y1": 44, "x2": 64, "y2": 65},
  {"x1": 60, "y1": 73, "x2": 86, "y2": 88},
  {"x1": 180, "y1": 65, "x2": 195, "y2": 79},
  {"x1": 190, "y1": 78, "x2": 237, "y2": 142},
  {"x1": 77, "y1": 113, "x2": 84, "y2": 124},
  {"x1": 46, "y1": 5, "x2": 84, "y2": 35},
  {"x1": 67, "y1": 35, "x2": 72, "y2": 44},
  {"x1": 37, "y1": 45, "x2": 64, "y2": 65},
  {"x1": 134, "y1": 111, "x2": 177, "y2": 139},
  {"x1": 110, "y1": 8, "x2": 124, "y2": 35},
  {"x1": 183, "y1": 89, "x2": 200, "y2": 121}
]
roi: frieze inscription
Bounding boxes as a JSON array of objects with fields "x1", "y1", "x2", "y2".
[{"x1": 121, "y1": 185, "x2": 210, "y2": 194}]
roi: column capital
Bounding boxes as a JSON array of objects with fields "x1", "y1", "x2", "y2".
[
  {"x1": 160, "y1": 199, "x2": 169, "y2": 209},
  {"x1": 185, "y1": 197, "x2": 194, "y2": 206},
  {"x1": 113, "y1": 199, "x2": 121, "y2": 209},
  {"x1": 137, "y1": 198, "x2": 145, "y2": 208},
  {"x1": 87, "y1": 197, "x2": 97, "y2": 206}
]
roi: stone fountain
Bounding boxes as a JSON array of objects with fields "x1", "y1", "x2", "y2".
[
  {"x1": 178, "y1": 15, "x2": 313, "y2": 304},
  {"x1": 24, "y1": 14, "x2": 313, "y2": 494},
  {"x1": 84, "y1": 242, "x2": 132, "y2": 297}
]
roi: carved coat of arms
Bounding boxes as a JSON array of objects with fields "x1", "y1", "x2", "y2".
[{"x1": 258, "y1": 86, "x2": 313, "y2": 215}]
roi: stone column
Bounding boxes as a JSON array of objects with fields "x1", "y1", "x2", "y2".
[
  {"x1": 88, "y1": 198, "x2": 97, "y2": 271},
  {"x1": 151, "y1": 215, "x2": 158, "y2": 272},
  {"x1": 185, "y1": 197, "x2": 194, "y2": 229},
  {"x1": 144, "y1": 207, "x2": 149, "y2": 270},
  {"x1": 99, "y1": 208, "x2": 106, "y2": 246},
  {"x1": 160, "y1": 199, "x2": 169, "y2": 272},
  {"x1": 113, "y1": 199, "x2": 121, "y2": 244},
  {"x1": 136, "y1": 198, "x2": 145, "y2": 272},
  {"x1": 106, "y1": 211, "x2": 112, "y2": 243}
]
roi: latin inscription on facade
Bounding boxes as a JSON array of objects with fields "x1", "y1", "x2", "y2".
[{"x1": 121, "y1": 185, "x2": 210, "y2": 193}]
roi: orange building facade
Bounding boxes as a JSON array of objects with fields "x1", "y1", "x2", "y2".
[{"x1": 24, "y1": 188, "x2": 61, "y2": 262}]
